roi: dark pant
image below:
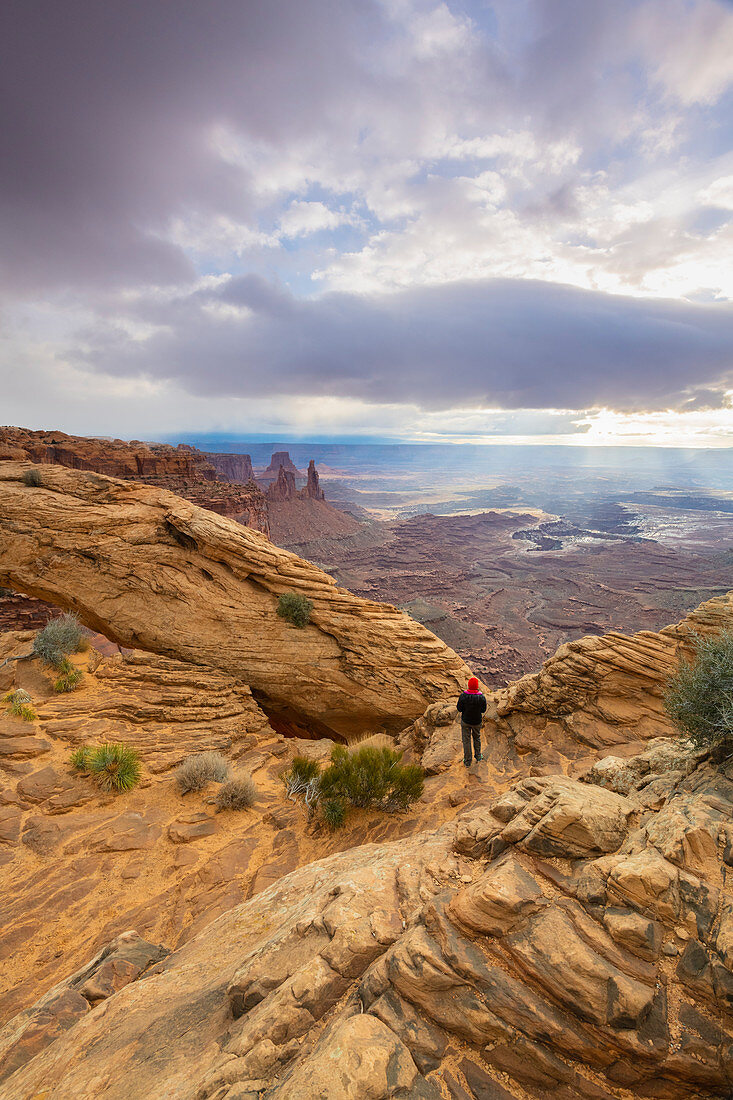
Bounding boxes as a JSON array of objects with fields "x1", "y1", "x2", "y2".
[{"x1": 461, "y1": 721, "x2": 482, "y2": 765}]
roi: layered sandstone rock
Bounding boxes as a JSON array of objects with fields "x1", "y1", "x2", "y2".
[
  {"x1": 0, "y1": 463, "x2": 472, "y2": 738},
  {"x1": 0, "y1": 427, "x2": 270, "y2": 536},
  {"x1": 3, "y1": 755, "x2": 732, "y2": 1099},
  {"x1": 264, "y1": 451, "x2": 301, "y2": 477},
  {"x1": 487, "y1": 592, "x2": 733, "y2": 761},
  {"x1": 205, "y1": 452, "x2": 255, "y2": 484},
  {"x1": 0, "y1": 631, "x2": 486, "y2": 1034}
]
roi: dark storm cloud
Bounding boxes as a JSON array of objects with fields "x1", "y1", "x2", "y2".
[
  {"x1": 78, "y1": 276, "x2": 733, "y2": 413},
  {"x1": 0, "y1": 0, "x2": 386, "y2": 292}
]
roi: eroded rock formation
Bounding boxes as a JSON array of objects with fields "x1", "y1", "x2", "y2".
[
  {"x1": 3, "y1": 749, "x2": 731, "y2": 1099},
  {"x1": 0, "y1": 427, "x2": 270, "y2": 536},
  {"x1": 264, "y1": 451, "x2": 301, "y2": 477},
  {"x1": 487, "y1": 592, "x2": 733, "y2": 762},
  {"x1": 0, "y1": 463, "x2": 472, "y2": 739},
  {"x1": 205, "y1": 452, "x2": 255, "y2": 484}
]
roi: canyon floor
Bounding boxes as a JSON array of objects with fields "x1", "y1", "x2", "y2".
[{"x1": 288, "y1": 504, "x2": 733, "y2": 687}]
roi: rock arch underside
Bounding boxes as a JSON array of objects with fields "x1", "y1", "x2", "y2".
[{"x1": 0, "y1": 460, "x2": 731, "y2": 1099}]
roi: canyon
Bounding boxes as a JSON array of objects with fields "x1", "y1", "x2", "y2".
[{"x1": 0, "y1": 452, "x2": 731, "y2": 1099}]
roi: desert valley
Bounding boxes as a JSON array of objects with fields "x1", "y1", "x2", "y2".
[
  {"x1": 0, "y1": 430, "x2": 731, "y2": 1099},
  {"x1": 3, "y1": 1, "x2": 733, "y2": 1096}
]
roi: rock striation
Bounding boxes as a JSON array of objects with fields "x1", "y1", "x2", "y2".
[
  {"x1": 3, "y1": 752, "x2": 732, "y2": 1099},
  {"x1": 487, "y1": 592, "x2": 733, "y2": 763},
  {"x1": 205, "y1": 452, "x2": 255, "y2": 484},
  {"x1": 0, "y1": 463, "x2": 472, "y2": 739},
  {"x1": 264, "y1": 451, "x2": 301, "y2": 477},
  {"x1": 0, "y1": 427, "x2": 270, "y2": 536}
]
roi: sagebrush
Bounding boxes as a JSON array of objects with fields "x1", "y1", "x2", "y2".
[
  {"x1": 277, "y1": 592, "x2": 313, "y2": 628},
  {"x1": 22, "y1": 467, "x2": 43, "y2": 487},
  {"x1": 33, "y1": 613, "x2": 84, "y2": 668},
  {"x1": 664, "y1": 631, "x2": 733, "y2": 758},
  {"x1": 176, "y1": 751, "x2": 230, "y2": 793},
  {"x1": 215, "y1": 775, "x2": 257, "y2": 811}
]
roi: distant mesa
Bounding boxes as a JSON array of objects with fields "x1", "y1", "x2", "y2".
[
  {"x1": 204, "y1": 451, "x2": 254, "y2": 484},
  {"x1": 264, "y1": 450, "x2": 302, "y2": 477}
]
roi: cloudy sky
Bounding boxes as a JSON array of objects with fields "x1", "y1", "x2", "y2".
[{"x1": 2, "y1": 0, "x2": 732, "y2": 446}]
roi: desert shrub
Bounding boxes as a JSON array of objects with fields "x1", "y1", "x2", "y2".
[
  {"x1": 321, "y1": 797, "x2": 346, "y2": 831},
  {"x1": 664, "y1": 631, "x2": 733, "y2": 759},
  {"x1": 4, "y1": 689, "x2": 37, "y2": 722},
  {"x1": 319, "y1": 744, "x2": 424, "y2": 812},
  {"x1": 286, "y1": 755, "x2": 321, "y2": 784},
  {"x1": 176, "y1": 751, "x2": 230, "y2": 794},
  {"x1": 54, "y1": 659, "x2": 83, "y2": 693},
  {"x1": 350, "y1": 731, "x2": 396, "y2": 751},
  {"x1": 70, "y1": 746, "x2": 92, "y2": 771},
  {"x1": 282, "y1": 755, "x2": 321, "y2": 818},
  {"x1": 22, "y1": 467, "x2": 43, "y2": 487},
  {"x1": 88, "y1": 743, "x2": 141, "y2": 792},
  {"x1": 33, "y1": 613, "x2": 84, "y2": 668},
  {"x1": 215, "y1": 775, "x2": 257, "y2": 811},
  {"x1": 277, "y1": 592, "x2": 313, "y2": 628}
]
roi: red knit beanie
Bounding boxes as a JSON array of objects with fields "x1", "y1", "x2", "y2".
[{"x1": 467, "y1": 676, "x2": 480, "y2": 693}]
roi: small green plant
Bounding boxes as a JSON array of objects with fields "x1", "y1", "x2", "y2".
[
  {"x1": 33, "y1": 613, "x2": 84, "y2": 669},
  {"x1": 321, "y1": 797, "x2": 346, "y2": 831},
  {"x1": 286, "y1": 755, "x2": 321, "y2": 784},
  {"x1": 175, "y1": 751, "x2": 230, "y2": 794},
  {"x1": 22, "y1": 467, "x2": 43, "y2": 487},
  {"x1": 88, "y1": 742, "x2": 142, "y2": 792},
  {"x1": 319, "y1": 744, "x2": 424, "y2": 812},
  {"x1": 70, "y1": 746, "x2": 92, "y2": 771},
  {"x1": 277, "y1": 592, "x2": 313, "y2": 628},
  {"x1": 215, "y1": 775, "x2": 257, "y2": 811},
  {"x1": 54, "y1": 659, "x2": 83, "y2": 693},
  {"x1": 4, "y1": 689, "x2": 37, "y2": 722},
  {"x1": 664, "y1": 631, "x2": 733, "y2": 759}
]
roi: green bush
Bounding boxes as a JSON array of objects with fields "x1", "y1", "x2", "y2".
[
  {"x1": 54, "y1": 659, "x2": 83, "y2": 693},
  {"x1": 321, "y1": 798, "x2": 346, "y2": 830},
  {"x1": 33, "y1": 613, "x2": 84, "y2": 668},
  {"x1": 22, "y1": 467, "x2": 43, "y2": 487},
  {"x1": 4, "y1": 689, "x2": 37, "y2": 721},
  {"x1": 88, "y1": 743, "x2": 142, "y2": 792},
  {"x1": 664, "y1": 631, "x2": 733, "y2": 758},
  {"x1": 70, "y1": 746, "x2": 92, "y2": 771},
  {"x1": 286, "y1": 755, "x2": 321, "y2": 784},
  {"x1": 215, "y1": 775, "x2": 257, "y2": 811},
  {"x1": 175, "y1": 751, "x2": 230, "y2": 793},
  {"x1": 277, "y1": 592, "x2": 313, "y2": 628},
  {"x1": 319, "y1": 744, "x2": 424, "y2": 812}
]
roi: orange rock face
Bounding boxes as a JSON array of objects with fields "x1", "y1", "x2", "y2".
[
  {"x1": 0, "y1": 427, "x2": 270, "y2": 536},
  {"x1": 0, "y1": 592, "x2": 731, "y2": 1098},
  {"x1": 0, "y1": 463, "x2": 473, "y2": 739}
]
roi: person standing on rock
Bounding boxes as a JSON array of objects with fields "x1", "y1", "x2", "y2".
[{"x1": 456, "y1": 676, "x2": 486, "y2": 767}]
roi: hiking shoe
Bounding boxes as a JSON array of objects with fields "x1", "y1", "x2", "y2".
[
  {"x1": 476, "y1": 753, "x2": 483, "y2": 761},
  {"x1": 463, "y1": 761, "x2": 470, "y2": 768}
]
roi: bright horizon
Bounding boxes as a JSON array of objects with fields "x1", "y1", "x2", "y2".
[{"x1": 1, "y1": 2, "x2": 732, "y2": 448}]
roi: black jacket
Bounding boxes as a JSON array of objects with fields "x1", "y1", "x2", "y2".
[{"x1": 457, "y1": 691, "x2": 487, "y2": 726}]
